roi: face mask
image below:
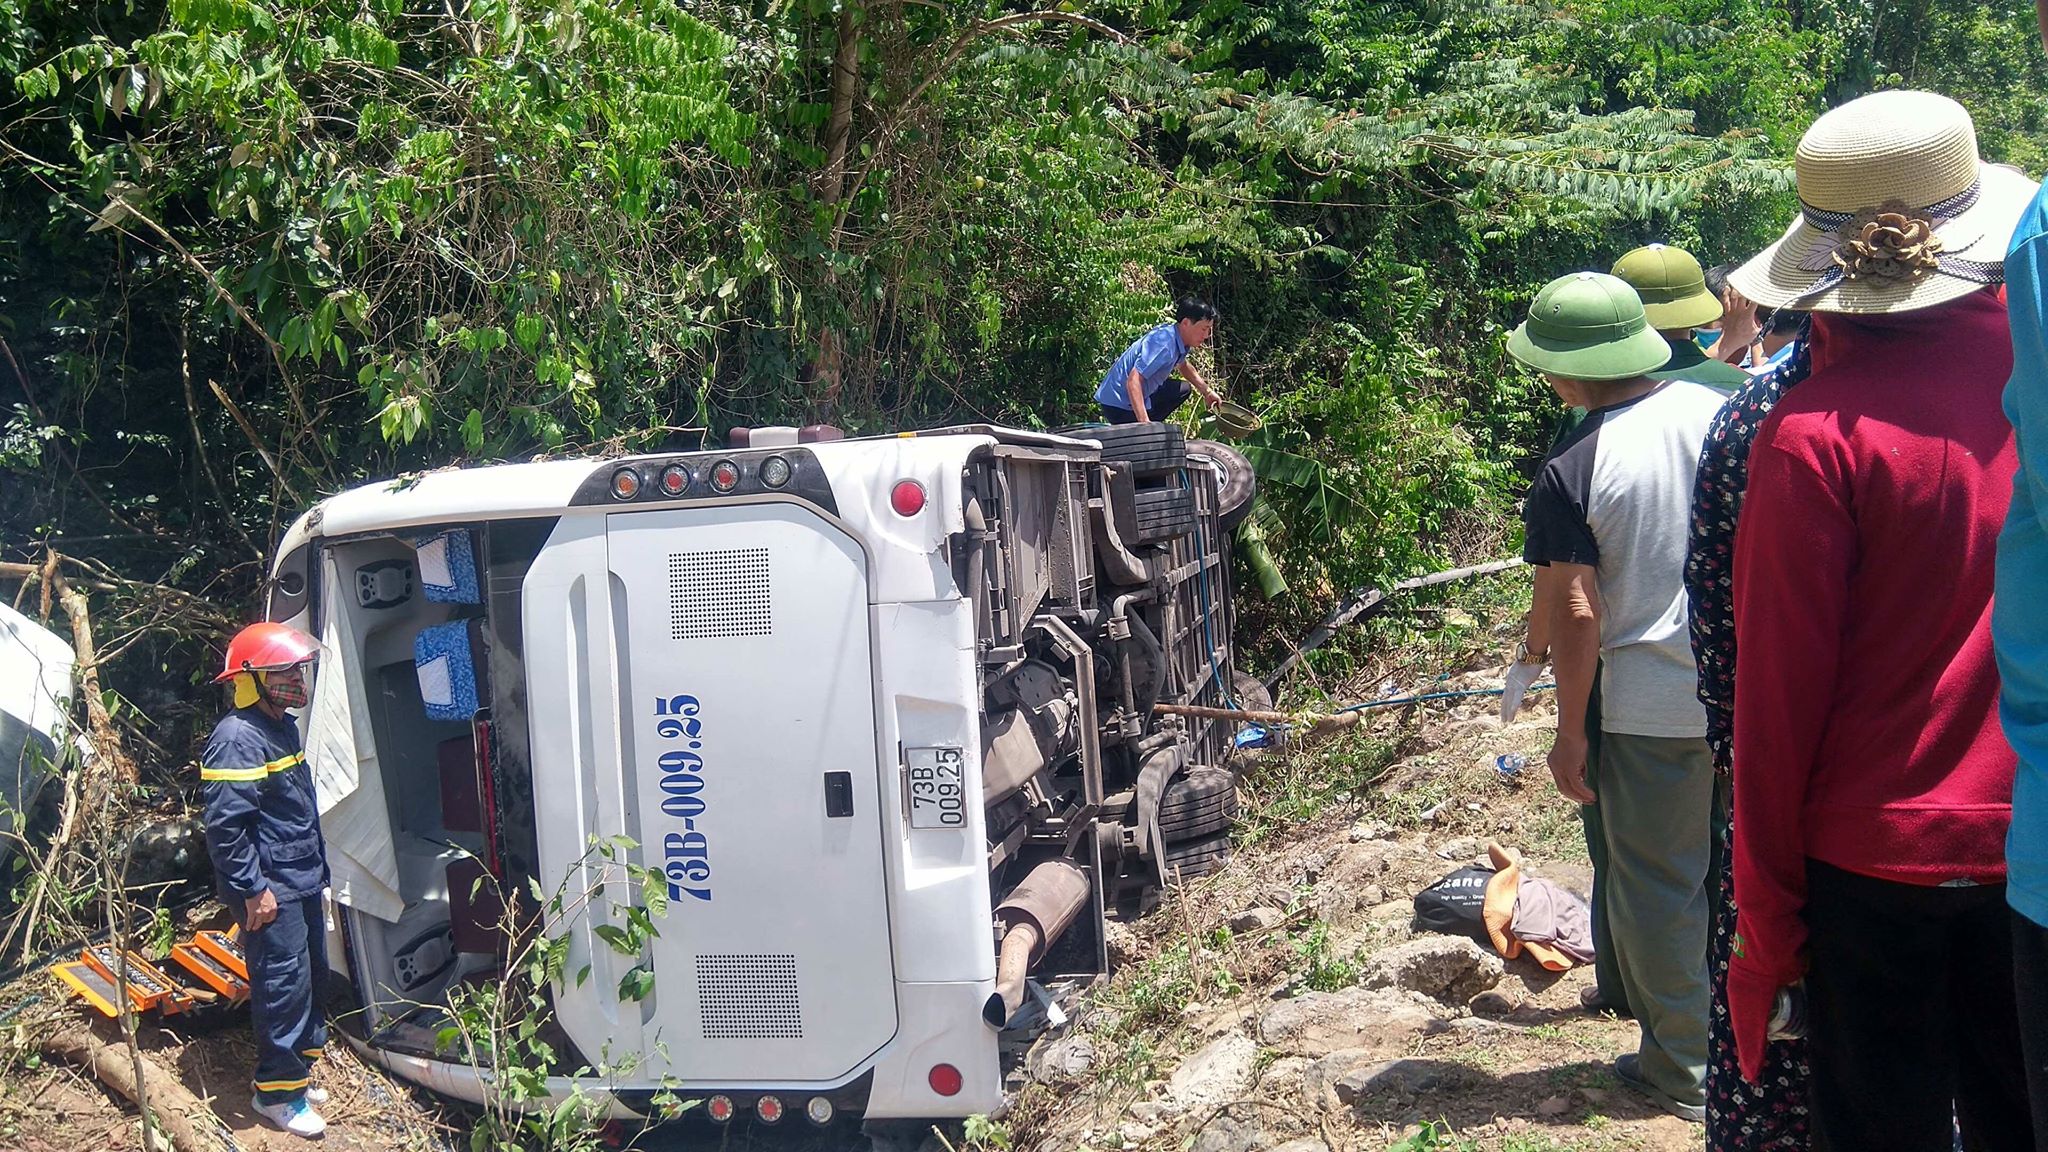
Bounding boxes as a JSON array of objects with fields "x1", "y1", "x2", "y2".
[{"x1": 262, "y1": 667, "x2": 310, "y2": 709}]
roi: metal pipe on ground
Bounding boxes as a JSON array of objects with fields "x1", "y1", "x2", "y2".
[{"x1": 1263, "y1": 557, "x2": 1525, "y2": 690}]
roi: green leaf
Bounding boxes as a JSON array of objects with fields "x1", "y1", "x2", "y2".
[{"x1": 618, "y1": 965, "x2": 655, "y2": 1002}]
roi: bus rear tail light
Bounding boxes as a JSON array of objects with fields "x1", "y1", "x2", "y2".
[{"x1": 891, "y1": 480, "x2": 926, "y2": 517}]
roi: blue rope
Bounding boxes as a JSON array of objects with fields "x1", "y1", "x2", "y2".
[{"x1": 0, "y1": 993, "x2": 40, "y2": 1027}]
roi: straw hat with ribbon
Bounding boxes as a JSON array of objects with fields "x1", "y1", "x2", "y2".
[{"x1": 1730, "y1": 90, "x2": 2038, "y2": 315}]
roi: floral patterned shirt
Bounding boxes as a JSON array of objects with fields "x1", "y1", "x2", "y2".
[{"x1": 1684, "y1": 332, "x2": 1814, "y2": 772}]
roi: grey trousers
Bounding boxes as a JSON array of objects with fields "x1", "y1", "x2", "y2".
[
  {"x1": 1579, "y1": 670, "x2": 1631, "y2": 1014},
  {"x1": 1598, "y1": 730, "x2": 1715, "y2": 1106}
]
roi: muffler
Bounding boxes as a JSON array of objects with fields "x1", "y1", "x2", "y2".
[{"x1": 986, "y1": 859, "x2": 1090, "y2": 1027}]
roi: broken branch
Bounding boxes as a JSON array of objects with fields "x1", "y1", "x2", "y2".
[{"x1": 41, "y1": 1025, "x2": 240, "y2": 1152}]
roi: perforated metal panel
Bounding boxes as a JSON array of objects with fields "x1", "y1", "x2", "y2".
[
  {"x1": 667, "y1": 547, "x2": 772, "y2": 640},
  {"x1": 696, "y1": 953, "x2": 803, "y2": 1039}
]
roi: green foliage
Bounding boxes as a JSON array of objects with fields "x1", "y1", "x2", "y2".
[
  {"x1": 1238, "y1": 731, "x2": 1399, "y2": 844},
  {"x1": 962, "y1": 1114, "x2": 1015, "y2": 1151},
  {"x1": 1293, "y1": 920, "x2": 1361, "y2": 991},
  {"x1": 1, "y1": 0, "x2": 2044, "y2": 715},
  {"x1": 1099, "y1": 939, "x2": 1200, "y2": 1033},
  {"x1": 433, "y1": 836, "x2": 689, "y2": 1151},
  {"x1": 1388, "y1": 1120, "x2": 1485, "y2": 1151}
]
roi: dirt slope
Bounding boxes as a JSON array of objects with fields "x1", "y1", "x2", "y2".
[{"x1": 1006, "y1": 677, "x2": 1704, "y2": 1152}]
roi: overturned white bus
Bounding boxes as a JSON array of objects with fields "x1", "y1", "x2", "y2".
[{"x1": 264, "y1": 422, "x2": 1255, "y2": 1127}]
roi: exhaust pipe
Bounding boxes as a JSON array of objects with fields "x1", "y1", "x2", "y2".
[
  {"x1": 993, "y1": 924, "x2": 1041, "y2": 1025},
  {"x1": 986, "y1": 860, "x2": 1090, "y2": 1026}
]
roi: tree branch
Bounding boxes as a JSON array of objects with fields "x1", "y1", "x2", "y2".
[
  {"x1": 829, "y1": 10, "x2": 1131, "y2": 243},
  {"x1": 210, "y1": 379, "x2": 304, "y2": 505},
  {"x1": 180, "y1": 321, "x2": 264, "y2": 560}
]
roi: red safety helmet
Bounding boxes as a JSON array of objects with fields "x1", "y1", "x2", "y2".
[{"x1": 214, "y1": 622, "x2": 322, "y2": 683}]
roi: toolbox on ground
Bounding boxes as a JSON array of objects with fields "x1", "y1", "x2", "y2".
[{"x1": 53, "y1": 925, "x2": 249, "y2": 1019}]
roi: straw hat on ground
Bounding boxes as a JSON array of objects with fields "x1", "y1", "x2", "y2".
[{"x1": 1730, "y1": 90, "x2": 2038, "y2": 315}]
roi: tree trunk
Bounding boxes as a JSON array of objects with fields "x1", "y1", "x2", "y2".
[
  {"x1": 809, "y1": 1, "x2": 863, "y2": 412},
  {"x1": 822, "y1": 2, "x2": 861, "y2": 205}
]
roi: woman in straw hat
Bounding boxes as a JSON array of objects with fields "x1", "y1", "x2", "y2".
[{"x1": 1722, "y1": 89, "x2": 2035, "y2": 1149}]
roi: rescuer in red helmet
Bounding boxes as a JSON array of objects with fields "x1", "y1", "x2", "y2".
[{"x1": 200, "y1": 622, "x2": 331, "y2": 1139}]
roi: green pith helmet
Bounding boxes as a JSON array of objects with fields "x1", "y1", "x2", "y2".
[
  {"x1": 1610, "y1": 243, "x2": 1724, "y2": 330},
  {"x1": 1507, "y1": 272, "x2": 1673, "y2": 382}
]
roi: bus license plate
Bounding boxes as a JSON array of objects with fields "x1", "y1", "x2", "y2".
[{"x1": 907, "y1": 747, "x2": 966, "y2": 829}]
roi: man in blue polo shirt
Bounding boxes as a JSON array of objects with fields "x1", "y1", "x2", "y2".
[{"x1": 1095, "y1": 298, "x2": 1224, "y2": 423}]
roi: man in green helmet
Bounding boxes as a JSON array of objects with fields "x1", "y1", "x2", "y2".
[
  {"x1": 1512, "y1": 272, "x2": 1722, "y2": 1123},
  {"x1": 1611, "y1": 243, "x2": 1752, "y2": 395}
]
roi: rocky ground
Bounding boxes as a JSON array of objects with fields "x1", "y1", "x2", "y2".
[
  {"x1": 0, "y1": 611, "x2": 1701, "y2": 1152},
  {"x1": 1003, "y1": 675, "x2": 1704, "y2": 1152}
]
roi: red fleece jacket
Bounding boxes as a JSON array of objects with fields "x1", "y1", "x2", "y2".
[{"x1": 1727, "y1": 290, "x2": 2018, "y2": 1081}]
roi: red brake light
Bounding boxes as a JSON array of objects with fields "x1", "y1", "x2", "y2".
[
  {"x1": 659, "y1": 465, "x2": 689, "y2": 496},
  {"x1": 711, "y1": 460, "x2": 741, "y2": 492},
  {"x1": 928, "y1": 1063, "x2": 963, "y2": 1097},
  {"x1": 891, "y1": 480, "x2": 926, "y2": 517},
  {"x1": 756, "y1": 1094, "x2": 785, "y2": 1124},
  {"x1": 705, "y1": 1095, "x2": 734, "y2": 1123}
]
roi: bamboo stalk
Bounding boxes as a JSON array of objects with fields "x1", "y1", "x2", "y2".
[{"x1": 1152, "y1": 701, "x2": 1364, "y2": 735}]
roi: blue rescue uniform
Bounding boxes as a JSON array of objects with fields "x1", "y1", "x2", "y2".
[{"x1": 201, "y1": 706, "x2": 330, "y2": 1104}]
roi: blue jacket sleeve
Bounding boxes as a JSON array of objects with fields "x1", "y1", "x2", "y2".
[
  {"x1": 200, "y1": 728, "x2": 267, "y2": 898},
  {"x1": 2006, "y1": 230, "x2": 2048, "y2": 540},
  {"x1": 1996, "y1": 214, "x2": 2048, "y2": 928}
]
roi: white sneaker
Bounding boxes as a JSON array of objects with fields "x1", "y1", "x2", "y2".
[
  {"x1": 304, "y1": 1085, "x2": 329, "y2": 1105},
  {"x1": 251, "y1": 1094, "x2": 327, "y2": 1138}
]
